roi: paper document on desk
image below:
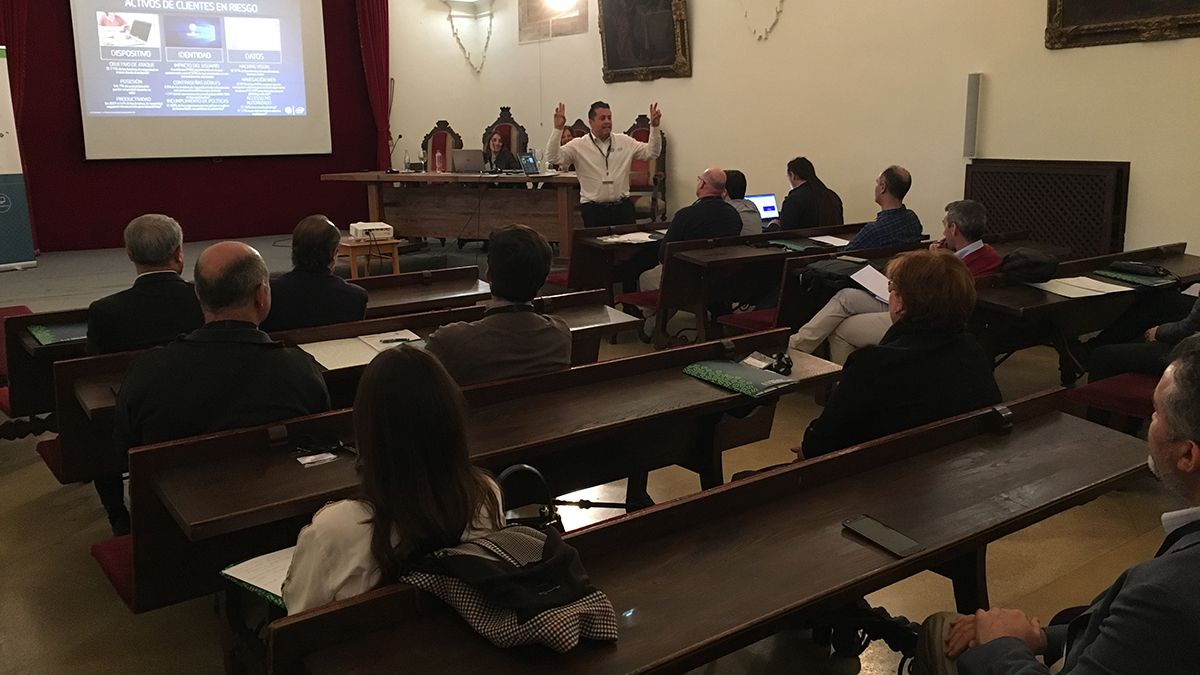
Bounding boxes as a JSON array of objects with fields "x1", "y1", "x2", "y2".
[
  {"x1": 1184, "y1": 283, "x2": 1200, "y2": 298},
  {"x1": 810, "y1": 235, "x2": 850, "y2": 247},
  {"x1": 597, "y1": 232, "x2": 656, "y2": 244},
  {"x1": 851, "y1": 265, "x2": 891, "y2": 304},
  {"x1": 1028, "y1": 277, "x2": 1134, "y2": 298},
  {"x1": 221, "y1": 546, "x2": 294, "y2": 608},
  {"x1": 299, "y1": 338, "x2": 379, "y2": 370},
  {"x1": 358, "y1": 330, "x2": 421, "y2": 352}
]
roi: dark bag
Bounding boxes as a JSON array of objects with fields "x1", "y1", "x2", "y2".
[
  {"x1": 801, "y1": 258, "x2": 868, "y2": 292},
  {"x1": 999, "y1": 248, "x2": 1058, "y2": 284},
  {"x1": 400, "y1": 526, "x2": 618, "y2": 652}
]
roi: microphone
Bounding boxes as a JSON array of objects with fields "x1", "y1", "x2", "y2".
[{"x1": 387, "y1": 133, "x2": 404, "y2": 174}]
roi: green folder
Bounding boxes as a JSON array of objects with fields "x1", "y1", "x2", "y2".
[
  {"x1": 27, "y1": 322, "x2": 88, "y2": 346},
  {"x1": 684, "y1": 360, "x2": 795, "y2": 398},
  {"x1": 1092, "y1": 269, "x2": 1177, "y2": 288}
]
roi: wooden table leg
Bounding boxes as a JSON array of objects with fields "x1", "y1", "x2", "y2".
[
  {"x1": 348, "y1": 252, "x2": 360, "y2": 279},
  {"x1": 390, "y1": 244, "x2": 400, "y2": 275},
  {"x1": 935, "y1": 546, "x2": 990, "y2": 614}
]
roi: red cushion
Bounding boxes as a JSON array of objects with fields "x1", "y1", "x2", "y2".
[
  {"x1": 0, "y1": 386, "x2": 9, "y2": 416},
  {"x1": 91, "y1": 535, "x2": 135, "y2": 611},
  {"x1": 1063, "y1": 373, "x2": 1158, "y2": 420},
  {"x1": 717, "y1": 309, "x2": 777, "y2": 332},
  {"x1": 0, "y1": 305, "x2": 34, "y2": 383},
  {"x1": 614, "y1": 290, "x2": 660, "y2": 309},
  {"x1": 545, "y1": 271, "x2": 569, "y2": 288}
]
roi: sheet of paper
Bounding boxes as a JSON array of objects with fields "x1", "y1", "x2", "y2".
[
  {"x1": 1184, "y1": 283, "x2": 1200, "y2": 298},
  {"x1": 655, "y1": 228, "x2": 668, "y2": 235},
  {"x1": 597, "y1": 232, "x2": 656, "y2": 244},
  {"x1": 223, "y1": 547, "x2": 295, "y2": 599},
  {"x1": 1027, "y1": 280, "x2": 1105, "y2": 298},
  {"x1": 299, "y1": 338, "x2": 379, "y2": 370},
  {"x1": 1061, "y1": 276, "x2": 1135, "y2": 294},
  {"x1": 810, "y1": 235, "x2": 850, "y2": 247},
  {"x1": 358, "y1": 330, "x2": 421, "y2": 352},
  {"x1": 850, "y1": 265, "x2": 891, "y2": 304}
]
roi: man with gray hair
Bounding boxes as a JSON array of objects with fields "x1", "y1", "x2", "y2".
[
  {"x1": 914, "y1": 344, "x2": 1200, "y2": 674},
  {"x1": 86, "y1": 214, "x2": 204, "y2": 355},
  {"x1": 791, "y1": 199, "x2": 998, "y2": 363},
  {"x1": 107, "y1": 242, "x2": 329, "y2": 534}
]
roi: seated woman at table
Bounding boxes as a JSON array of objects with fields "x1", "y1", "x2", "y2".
[
  {"x1": 282, "y1": 346, "x2": 504, "y2": 614},
  {"x1": 801, "y1": 249, "x2": 1001, "y2": 458},
  {"x1": 483, "y1": 131, "x2": 522, "y2": 172}
]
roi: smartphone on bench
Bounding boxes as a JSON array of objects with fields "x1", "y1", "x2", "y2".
[{"x1": 843, "y1": 515, "x2": 925, "y2": 558}]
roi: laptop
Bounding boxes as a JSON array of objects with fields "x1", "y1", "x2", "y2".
[
  {"x1": 452, "y1": 149, "x2": 484, "y2": 173},
  {"x1": 746, "y1": 194, "x2": 780, "y2": 226},
  {"x1": 519, "y1": 151, "x2": 541, "y2": 176}
]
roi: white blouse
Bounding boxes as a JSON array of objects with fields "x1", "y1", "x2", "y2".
[{"x1": 282, "y1": 478, "x2": 503, "y2": 614}]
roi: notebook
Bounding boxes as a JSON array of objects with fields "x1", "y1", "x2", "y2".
[
  {"x1": 27, "y1": 322, "x2": 89, "y2": 346},
  {"x1": 221, "y1": 547, "x2": 294, "y2": 609}
]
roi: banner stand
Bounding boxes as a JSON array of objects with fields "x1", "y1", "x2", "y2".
[{"x1": 0, "y1": 46, "x2": 36, "y2": 272}]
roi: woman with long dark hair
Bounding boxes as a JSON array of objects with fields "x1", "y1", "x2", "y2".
[
  {"x1": 774, "y1": 156, "x2": 843, "y2": 230},
  {"x1": 283, "y1": 346, "x2": 503, "y2": 613},
  {"x1": 483, "y1": 131, "x2": 522, "y2": 172}
]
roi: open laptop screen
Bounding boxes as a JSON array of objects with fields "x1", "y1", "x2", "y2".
[
  {"x1": 746, "y1": 194, "x2": 779, "y2": 221},
  {"x1": 519, "y1": 151, "x2": 540, "y2": 176}
]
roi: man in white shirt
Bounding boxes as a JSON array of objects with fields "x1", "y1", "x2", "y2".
[{"x1": 546, "y1": 100, "x2": 662, "y2": 227}]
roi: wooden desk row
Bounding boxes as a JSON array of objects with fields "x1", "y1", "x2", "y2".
[
  {"x1": 47, "y1": 291, "x2": 638, "y2": 486},
  {"x1": 116, "y1": 330, "x2": 838, "y2": 612},
  {"x1": 972, "y1": 242, "x2": 1200, "y2": 382},
  {"x1": 267, "y1": 389, "x2": 1149, "y2": 674},
  {"x1": 3, "y1": 266, "x2": 492, "y2": 420}
]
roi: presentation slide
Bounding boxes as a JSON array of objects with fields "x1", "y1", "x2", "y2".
[{"x1": 70, "y1": 0, "x2": 331, "y2": 159}]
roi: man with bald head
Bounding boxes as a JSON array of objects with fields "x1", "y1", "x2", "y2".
[
  {"x1": 844, "y1": 165, "x2": 923, "y2": 251},
  {"x1": 260, "y1": 215, "x2": 368, "y2": 332},
  {"x1": 107, "y1": 242, "x2": 329, "y2": 533},
  {"x1": 637, "y1": 167, "x2": 742, "y2": 291}
]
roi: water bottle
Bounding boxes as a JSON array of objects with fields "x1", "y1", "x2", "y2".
[
  {"x1": 435, "y1": 150, "x2": 445, "y2": 173},
  {"x1": 403, "y1": 150, "x2": 410, "y2": 170}
]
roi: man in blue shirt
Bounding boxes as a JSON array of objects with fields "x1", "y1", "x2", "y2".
[{"x1": 846, "y1": 166, "x2": 923, "y2": 251}]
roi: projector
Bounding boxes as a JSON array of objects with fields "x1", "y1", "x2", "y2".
[{"x1": 350, "y1": 222, "x2": 394, "y2": 240}]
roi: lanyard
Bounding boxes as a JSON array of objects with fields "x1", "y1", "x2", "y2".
[{"x1": 589, "y1": 133, "x2": 614, "y2": 174}]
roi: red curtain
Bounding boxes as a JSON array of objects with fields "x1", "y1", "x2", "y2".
[{"x1": 356, "y1": 0, "x2": 391, "y2": 170}]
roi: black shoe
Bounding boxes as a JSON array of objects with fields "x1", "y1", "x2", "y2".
[
  {"x1": 108, "y1": 512, "x2": 131, "y2": 537},
  {"x1": 1058, "y1": 338, "x2": 1090, "y2": 386}
]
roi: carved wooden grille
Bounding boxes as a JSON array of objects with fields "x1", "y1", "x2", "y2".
[{"x1": 964, "y1": 159, "x2": 1129, "y2": 258}]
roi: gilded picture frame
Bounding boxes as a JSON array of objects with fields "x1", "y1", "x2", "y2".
[
  {"x1": 1046, "y1": 0, "x2": 1200, "y2": 49},
  {"x1": 598, "y1": 0, "x2": 691, "y2": 83}
]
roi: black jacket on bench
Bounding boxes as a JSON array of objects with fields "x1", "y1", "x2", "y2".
[{"x1": 801, "y1": 318, "x2": 1001, "y2": 458}]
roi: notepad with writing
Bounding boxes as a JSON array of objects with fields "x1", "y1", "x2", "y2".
[
  {"x1": 221, "y1": 546, "x2": 294, "y2": 609},
  {"x1": 1028, "y1": 276, "x2": 1134, "y2": 298},
  {"x1": 300, "y1": 331, "x2": 423, "y2": 369},
  {"x1": 850, "y1": 265, "x2": 890, "y2": 304}
]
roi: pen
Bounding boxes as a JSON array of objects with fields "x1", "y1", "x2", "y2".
[{"x1": 379, "y1": 337, "x2": 418, "y2": 344}]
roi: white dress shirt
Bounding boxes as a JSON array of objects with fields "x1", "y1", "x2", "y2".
[
  {"x1": 1162, "y1": 504, "x2": 1200, "y2": 535},
  {"x1": 282, "y1": 478, "x2": 504, "y2": 614},
  {"x1": 954, "y1": 239, "x2": 985, "y2": 260},
  {"x1": 546, "y1": 128, "x2": 661, "y2": 204}
]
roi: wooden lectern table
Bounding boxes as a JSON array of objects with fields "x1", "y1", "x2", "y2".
[{"x1": 322, "y1": 171, "x2": 584, "y2": 255}]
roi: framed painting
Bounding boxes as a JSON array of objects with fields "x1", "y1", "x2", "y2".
[
  {"x1": 1047, "y1": 0, "x2": 1200, "y2": 49},
  {"x1": 598, "y1": 0, "x2": 691, "y2": 83}
]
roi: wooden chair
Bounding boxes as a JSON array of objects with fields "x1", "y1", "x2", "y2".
[
  {"x1": 420, "y1": 120, "x2": 463, "y2": 172},
  {"x1": 1061, "y1": 372, "x2": 1158, "y2": 434},
  {"x1": 569, "y1": 118, "x2": 590, "y2": 139},
  {"x1": 481, "y1": 106, "x2": 529, "y2": 155},
  {"x1": 626, "y1": 114, "x2": 667, "y2": 221}
]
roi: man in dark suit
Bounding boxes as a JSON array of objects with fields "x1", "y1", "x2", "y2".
[
  {"x1": 106, "y1": 242, "x2": 330, "y2": 534},
  {"x1": 86, "y1": 214, "x2": 204, "y2": 355},
  {"x1": 426, "y1": 225, "x2": 570, "y2": 386},
  {"x1": 915, "y1": 346, "x2": 1200, "y2": 674},
  {"x1": 636, "y1": 167, "x2": 743, "y2": 291},
  {"x1": 259, "y1": 215, "x2": 368, "y2": 332}
]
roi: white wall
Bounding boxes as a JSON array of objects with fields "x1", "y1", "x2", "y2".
[{"x1": 389, "y1": 0, "x2": 1200, "y2": 249}]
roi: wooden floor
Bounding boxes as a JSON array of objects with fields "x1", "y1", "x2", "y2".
[{"x1": 0, "y1": 240, "x2": 1181, "y2": 673}]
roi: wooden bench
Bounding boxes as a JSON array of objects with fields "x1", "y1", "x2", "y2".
[
  {"x1": 48, "y1": 292, "x2": 638, "y2": 486},
  {"x1": 353, "y1": 266, "x2": 491, "y2": 318},
  {"x1": 267, "y1": 389, "x2": 1148, "y2": 674},
  {"x1": 972, "y1": 242, "x2": 1200, "y2": 383},
  {"x1": 92, "y1": 329, "x2": 837, "y2": 612}
]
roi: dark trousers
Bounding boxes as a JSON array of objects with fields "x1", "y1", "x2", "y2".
[
  {"x1": 580, "y1": 198, "x2": 636, "y2": 227},
  {"x1": 1089, "y1": 341, "x2": 1172, "y2": 382},
  {"x1": 1089, "y1": 289, "x2": 1194, "y2": 349},
  {"x1": 95, "y1": 474, "x2": 129, "y2": 528}
]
